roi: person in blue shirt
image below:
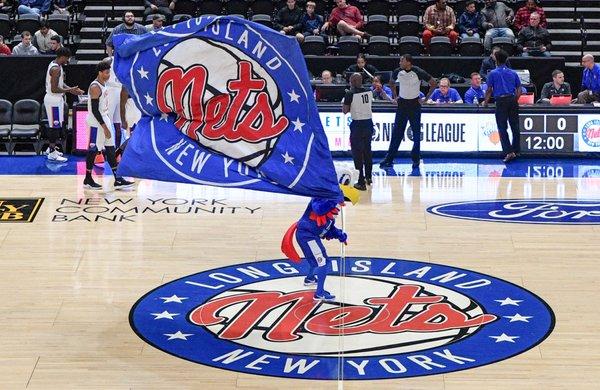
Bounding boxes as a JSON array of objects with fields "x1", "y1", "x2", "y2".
[
  {"x1": 577, "y1": 54, "x2": 600, "y2": 104},
  {"x1": 295, "y1": 1, "x2": 325, "y2": 43},
  {"x1": 427, "y1": 78, "x2": 463, "y2": 104},
  {"x1": 371, "y1": 75, "x2": 393, "y2": 101},
  {"x1": 458, "y1": 1, "x2": 483, "y2": 39},
  {"x1": 464, "y1": 72, "x2": 488, "y2": 104},
  {"x1": 18, "y1": 0, "x2": 51, "y2": 15},
  {"x1": 484, "y1": 49, "x2": 522, "y2": 163}
]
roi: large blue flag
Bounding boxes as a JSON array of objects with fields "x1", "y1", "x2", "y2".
[{"x1": 113, "y1": 16, "x2": 342, "y2": 201}]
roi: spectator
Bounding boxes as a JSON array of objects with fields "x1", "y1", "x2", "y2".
[
  {"x1": 0, "y1": 35, "x2": 11, "y2": 55},
  {"x1": 106, "y1": 11, "x2": 147, "y2": 49},
  {"x1": 464, "y1": 72, "x2": 488, "y2": 104},
  {"x1": 146, "y1": 14, "x2": 165, "y2": 32},
  {"x1": 423, "y1": 0, "x2": 458, "y2": 51},
  {"x1": 144, "y1": 0, "x2": 175, "y2": 23},
  {"x1": 539, "y1": 70, "x2": 571, "y2": 103},
  {"x1": 12, "y1": 31, "x2": 39, "y2": 55},
  {"x1": 33, "y1": 21, "x2": 58, "y2": 54},
  {"x1": 345, "y1": 54, "x2": 379, "y2": 81},
  {"x1": 1, "y1": 1, "x2": 14, "y2": 14},
  {"x1": 481, "y1": 0, "x2": 515, "y2": 52},
  {"x1": 321, "y1": 0, "x2": 368, "y2": 39},
  {"x1": 295, "y1": 1, "x2": 324, "y2": 43},
  {"x1": 52, "y1": 0, "x2": 70, "y2": 15},
  {"x1": 480, "y1": 46, "x2": 512, "y2": 79},
  {"x1": 427, "y1": 78, "x2": 463, "y2": 104},
  {"x1": 46, "y1": 35, "x2": 62, "y2": 55},
  {"x1": 371, "y1": 75, "x2": 393, "y2": 102},
  {"x1": 18, "y1": 0, "x2": 50, "y2": 15},
  {"x1": 274, "y1": 0, "x2": 303, "y2": 36},
  {"x1": 517, "y1": 12, "x2": 552, "y2": 57},
  {"x1": 321, "y1": 70, "x2": 333, "y2": 84},
  {"x1": 577, "y1": 54, "x2": 600, "y2": 104},
  {"x1": 458, "y1": 1, "x2": 483, "y2": 39},
  {"x1": 515, "y1": 0, "x2": 547, "y2": 31}
]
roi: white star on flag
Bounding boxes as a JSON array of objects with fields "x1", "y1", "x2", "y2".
[
  {"x1": 144, "y1": 93, "x2": 154, "y2": 105},
  {"x1": 160, "y1": 113, "x2": 169, "y2": 121},
  {"x1": 489, "y1": 333, "x2": 519, "y2": 343},
  {"x1": 291, "y1": 117, "x2": 305, "y2": 133},
  {"x1": 503, "y1": 313, "x2": 532, "y2": 323},
  {"x1": 287, "y1": 90, "x2": 300, "y2": 103},
  {"x1": 494, "y1": 297, "x2": 523, "y2": 306},
  {"x1": 160, "y1": 295, "x2": 188, "y2": 303},
  {"x1": 137, "y1": 66, "x2": 149, "y2": 79},
  {"x1": 164, "y1": 331, "x2": 193, "y2": 340},
  {"x1": 282, "y1": 151, "x2": 294, "y2": 164},
  {"x1": 151, "y1": 311, "x2": 179, "y2": 320}
]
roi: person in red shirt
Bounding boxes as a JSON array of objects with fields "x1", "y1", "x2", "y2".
[
  {"x1": 0, "y1": 35, "x2": 11, "y2": 56},
  {"x1": 321, "y1": 0, "x2": 369, "y2": 39},
  {"x1": 514, "y1": 0, "x2": 547, "y2": 31}
]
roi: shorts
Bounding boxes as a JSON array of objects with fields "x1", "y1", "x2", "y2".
[
  {"x1": 106, "y1": 87, "x2": 122, "y2": 123},
  {"x1": 89, "y1": 123, "x2": 116, "y2": 150},
  {"x1": 43, "y1": 94, "x2": 64, "y2": 129},
  {"x1": 124, "y1": 98, "x2": 141, "y2": 131}
]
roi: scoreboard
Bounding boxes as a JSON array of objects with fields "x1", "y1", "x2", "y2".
[{"x1": 519, "y1": 114, "x2": 578, "y2": 153}]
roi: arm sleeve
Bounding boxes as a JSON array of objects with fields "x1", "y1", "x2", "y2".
[
  {"x1": 564, "y1": 82, "x2": 571, "y2": 95},
  {"x1": 543, "y1": 30, "x2": 552, "y2": 50},
  {"x1": 91, "y1": 99, "x2": 106, "y2": 126},
  {"x1": 464, "y1": 89, "x2": 473, "y2": 104},
  {"x1": 457, "y1": 14, "x2": 467, "y2": 34},
  {"x1": 273, "y1": 9, "x2": 285, "y2": 30},
  {"x1": 540, "y1": 83, "x2": 550, "y2": 100},
  {"x1": 343, "y1": 91, "x2": 353, "y2": 106},
  {"x1": 414, "y1": 66, "x2": 433, "y2": 82}
]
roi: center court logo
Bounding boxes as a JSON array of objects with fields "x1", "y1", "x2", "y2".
[{"x1": 130, "y1": 258, "x2": 554, "y2": 380}]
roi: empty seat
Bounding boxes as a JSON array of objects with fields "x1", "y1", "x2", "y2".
[
  {"x1": 399, "y1": 35, "x2": 422, "y2": 56},
  {"x1": 302, "y1": 35, "x2": 326, "y2": 56},
  {"x1": 198, "y1": 0, "x2": 222, "y2": 15},
  {"x1": 429, "y1": 36, "x2": 453, "y2": 56},
  {"x1": 366, "y1": 15, "x2": 389, "y2": 37},
  {"x1": 11, "y1": 99, "x2": 41, "y2": 155},
  {"x1": 397, "y1": 0, "x2": 421, "y2": 16},
  {"x1": 337, "y1": 35, "x2": 361, "y2": 56},
  {"x1": 47, "y1": 14, "x2": 70, "y2": 40},
  {"x1": 172, "y1": 14, "x2": 193, "y2": 24},
  {"x1": 367, "y1": 35, "x2": 391, "y2": 56},
  {"x1": 0, "y1": 100, "x2": 11, "y2": 154},
  {"x1": 367, "y1": 0, "x2": 392, "y2": 16},
  {"x1": 397, "y1": 14, "x2": 420, "y2": 38},
  {"x1": 251, "y1": 0, "x2": 275, "y2": 16},
  {"x1": 0, "y1": 14, "x2": 11, "y2": 41},
  {"x1": 229, "y1": 14, "x2": 246, "y2": 19},
  {"x1": 174, "y1": 0, "x2": 198, "y2": 16},
  {"x1": 492, "y1": 36, "x2": 515, "y2": 56},
  {"x1": 16, "y1": 14, "x2": 40, "y2": 35},
  {"x1": 226, "y1": 0, "x2": 249, "y2": 16},
  {"x1": 251, "y1": 14, "x2": 272, "y2": 28},
  {"x1": 459, "y1": 36, "x2": 484, "y2": 56}
]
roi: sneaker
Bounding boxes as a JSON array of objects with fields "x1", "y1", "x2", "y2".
[
  {"x1": 314, "y1": 291, "x2": 336, "y2": 302},
  {"x1": 44, "y1": 147, "x2": 63, "y2": 156},
  {"x1": 83, "y1": 177, "x2": 102, "y2": 190},
  {"x1": 114, "y1": 177, "x2": 135, "y2": 190},
  {"x1": 366, "y1": 177, "x2": 372, "y2": 186},
  {"x1": 353, "y1": 182, "x2": 366, "y2": 191},
  {"x1": 503, "y1": 152, "x2": 517, "y2": 163},
  {"x1": 303, "y1": 276, "x2": 318, "y2": 287},
  {"x1": 379, "y1": 159, "x2": 393, "y2": 168},
  {"x1": 47, "y1": 150, "x2": 67, "y2": 162}
]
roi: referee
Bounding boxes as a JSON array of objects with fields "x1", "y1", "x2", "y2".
[
  {"x1": 343, "y1": 73, "x2": 373, "y2": 191},
  {"x1": 484, "y1": 49, "x2": 522, "y2": 163},
  {"x1": 379, "y1": 54, "x2": 436, "y2": 169}
]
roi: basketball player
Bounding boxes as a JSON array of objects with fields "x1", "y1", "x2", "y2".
[
  {"x1": 342, "y1": 73, "x2": 373, "y2": 191},
  {"x1": 44, "y1": 47, "x2": 84, "y2": 162},
  {"x1": 83, "y1": 60, "x2": 134, "y2": 190}
]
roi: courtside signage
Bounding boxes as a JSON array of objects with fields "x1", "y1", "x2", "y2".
[
  {"x1": 0, "y1": 198, "x2": 44, "y2": 223},
  {"x1": 130, "y1": 257, "x2": 554, "y2": 380}
]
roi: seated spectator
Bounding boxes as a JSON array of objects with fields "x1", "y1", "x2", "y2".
[
  {"x1": 146, "y1": 14, "x2": 165, "y2": 32},
  {"x1": 106, "y1": 11, "x2": 147, "y2": 49},
  {"x1": 33, "y1": 21, "x2": 58, "y2": 54},
  {"x1": 295, "y1": 1, "x2": 324, "y2": 43},
  {"x1": 52, "y1": 0, "x2": 71, "y2": 15},
  {"x1": 321, "y1": 0, "x2": 368, "y2": 39},
  {"x1": 345, "y1": 54, "x2": 379, "y2": 81},
  {"x1": 144, "y1": 0, "x2": 175, "y2": 23},
  {"x1": 539, "y1": 70, "x2": 571, "y2": 103},
  {"x1": 464, "y1": 72, "x2": 488, "y2": 104},
  {"x1": 18, "y1": 0, "x2": 50, "y2": 15},
  {"x1": 12, "y1": 31, "x2": 39, "y2": 55},
  {"x1": 321, "y1": 70, "x2": 334, "y2": 84},
  {"x1": 458, "y1": 1, "x2": 483, "y2": 39},
  {"x1": 480, "y1": 46, "x2": 512, "y2": 79},
  {"x1": 427, "y1": 78, "x2": 463, "y2": 104},
  {"x1": 274, "y1": 0, "x2": 303, "y2": 36},
  {"x1": 0, "y1": 35, "x2": 11, "y2": 55},
  {"x1": 517, "y1": 12, "x2": 552, "y2": 57},
  {"x1": 481, "y1": 0, "x2": 515, "y2": 52},
  {"x1": 423, "y1": 0, "x2": 458, "y2": 51},
  {"x1": 515, "y1": 0, "x2": 547, "y2": 32},
  {"x1": 47, "y1": 35, "x2": 62, "y2": 55},
  {"x1": 371, "y1": 75, "x2": 393, "y2": 101},
  {"x1": 577, "y1": 54, "x2": 600, "y2": 104},
  {"x1": 0, "y1": 1, "x2": 14, "y2": 14}
]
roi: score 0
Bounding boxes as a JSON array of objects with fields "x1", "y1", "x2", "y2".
[
  {"x1": 546, "y1": 115, "x2": 578, "y2": 133},
  {"x1": 519, "y1": 115, "x2": 545, "y2": 133}
]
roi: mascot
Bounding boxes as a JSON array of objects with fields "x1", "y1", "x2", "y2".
[{"x1": 281, "y1": 169, "x2": 360, "y2": 301}]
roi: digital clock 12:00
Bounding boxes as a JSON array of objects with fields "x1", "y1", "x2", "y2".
[{"x1": 522, "y1": 134, "x2": 574, "y2": 152}]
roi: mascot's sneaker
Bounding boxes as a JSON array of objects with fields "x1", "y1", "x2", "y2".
[
  {"x1": 303, "y1": 276, "x2": 318, "y2": 287},
  {"x1": 314, "y1": 291, "x2": 336, "y2": 302}
]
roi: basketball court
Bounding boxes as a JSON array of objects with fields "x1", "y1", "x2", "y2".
[{"x1": 1, "y1": 157, "x2": 599, "y2": 389}]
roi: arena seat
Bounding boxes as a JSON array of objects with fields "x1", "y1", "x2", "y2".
[
  {"x1": 302, "y1": 35, "x2": 326, "y2": 56},
  {"x1": 0, "y1": 14, "x2": 11, "y2": 41},
  {"x1": 198, "y1": 0, "x2": 222, "y2": 16},
  {"x1": 226, "y1": 0, "x2": 249, "y2": 16},
  {"x1": 47, "y1": 14, "x2": 70, "y2": 41},
  {"x1": 366, "y1": 15, "x2": 390, "y2": 37},
  {"x1": 367, "y1": 36, "x2": 391, "y2": 56},
  {"x1": 16, "y1": 14, "x2": 41, "y2": 35},
  {"x1": 251, "y1": 14, "x2": 273, "y2": 28},
  {"x1": 396, "y1": 0, "x2": 421, "y2": 16},
  {"x1": 459, "y1": 36, "x2": 484, "y2": 56},
  {"x1": 174, "y1": 0, "x2": 199, "y2": 16},
  {"x1": 10, "y1": 99, "x2": 41, "y2": 155},
  {"x1": 492, "y1": 36, "x2": 516, "y2": 56},
  {"x1": 429, "y1": 36, "x2": 453, "y2": 56},
  {"x1": 366, "y1": 0, "x2": 392, "y2": 17},
  {"x1": 0, "y1": 99, "x2": 11, "y2": 154},
  {"x1": 399, "y1": 35, "x2": 423, "y2": 56},
  {"x1": 397, "y1": 15, "x2": 420, "y2": 38},
  {"x1": 145, "y1": 14, "x2": 160, "y2": 23},
  {"x1": 337, "y1": 35, "x2": 361, "y2": 56},
  {"x1": 250, "y1": 0, "x2": 275, "y2": 16},
  {"x1": 172, "y1": 14, "x2": 193, "y2": 24}
]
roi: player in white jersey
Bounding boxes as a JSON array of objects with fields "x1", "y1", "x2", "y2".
[
  {"x1": 44, "y1": 47, "x2": 83, "y2": 162},
  {"x1": 83, "y1": 60, "x2": 134, "y2": 190}
]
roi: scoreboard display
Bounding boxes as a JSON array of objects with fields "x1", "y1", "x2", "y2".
[{"x1": 519, "y1": 114, "x2": 578, "y2": 153}]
